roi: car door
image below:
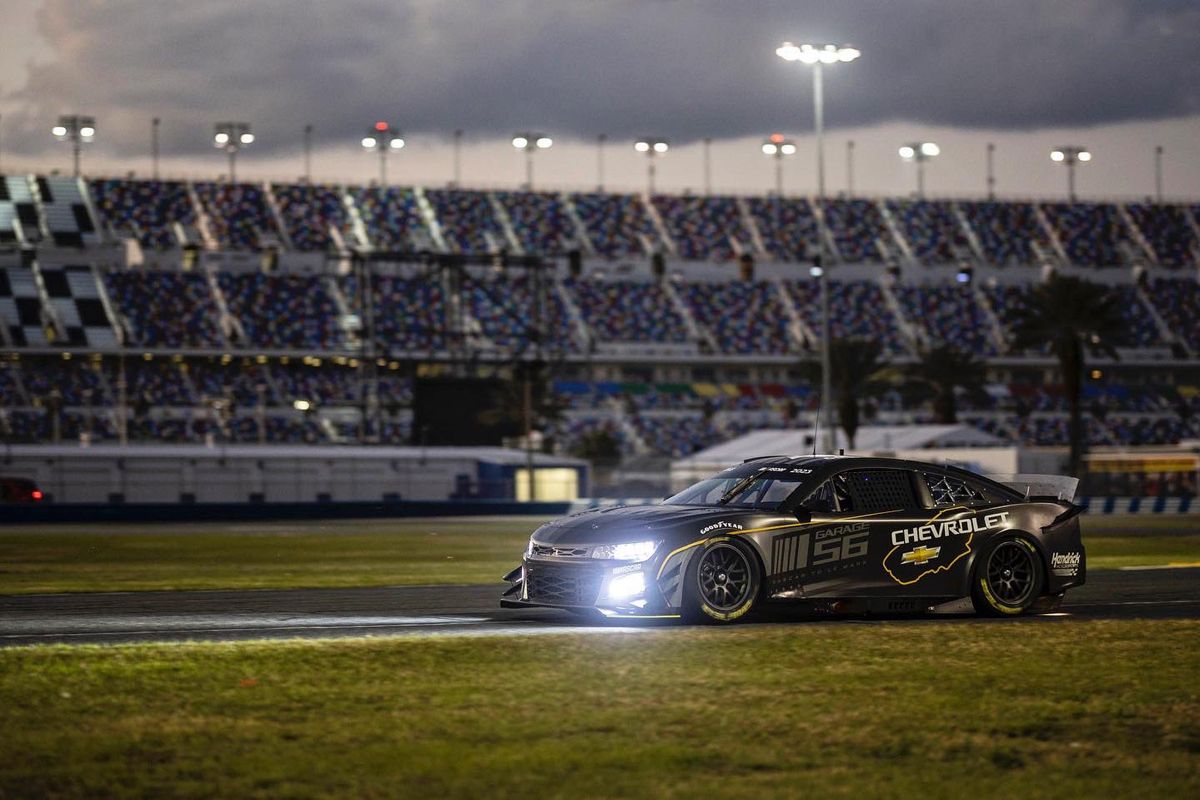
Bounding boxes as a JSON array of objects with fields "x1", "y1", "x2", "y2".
[{"x1": 797, "y1": 467, "x2": 928, "y2": 598}]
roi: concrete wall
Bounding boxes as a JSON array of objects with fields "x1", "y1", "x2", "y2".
[{"x1": 1, "y1": 445, "x2": 587, "y2": 505}]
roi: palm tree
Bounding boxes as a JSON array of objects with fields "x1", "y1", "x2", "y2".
[
  {"x1": 903, "y1": 345, "x2": 989, "y2": 424},
  {"x1": 1009, "y1": 275, "x2": 1123, "y2": 475},
  {"x1": 801, "y1": 338, "x2": 891, "y2": 449}
]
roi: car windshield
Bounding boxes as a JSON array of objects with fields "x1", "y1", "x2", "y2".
[{"x1": 664, "y1": 467, "x2": 815, "y2": 511}]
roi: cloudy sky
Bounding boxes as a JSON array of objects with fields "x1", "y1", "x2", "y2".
[{"x1": 1, "y1": 0, "x2": 1198, "y2": 199}]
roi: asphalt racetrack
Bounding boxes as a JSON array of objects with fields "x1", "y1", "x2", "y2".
[{"x1": 3, "y1": 566, "x2": 1198, "y2": 647}]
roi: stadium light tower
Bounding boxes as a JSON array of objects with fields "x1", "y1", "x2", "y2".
[
  {"x1": 512, "y1": 132, "x2": 552, "y2": 189},
  {"x1": 361, "y1": 121, "x2": 405, "y2": 185},
  {"x1": 634, "y1": 138, "x2": 669, "y2": 194},
  {"x1": 761, "y1": 133, "x2": 797, "y2": 196},
  {"x1": 776, "y1": 41, "x2": 859, "y2": 454},
  {"x1": 898, "y1": 141, "x2": 940, "y2": 197},
  {"x1": 52, "y1": 115, "x2": 97, "y2": 177},
  {"x1": 1050, "y1": 146, "x2": 1090, "y2": 201},
  {"x1": 213, "y1": 122, "x2": 253, "y2": 183}
]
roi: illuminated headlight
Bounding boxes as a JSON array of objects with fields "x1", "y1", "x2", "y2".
[
  {"x1": 591, "y1": 540, "x2": 658, "y2": 562},
  {"x1": 606, "y1": 571, "x2": 646, "y2": 600}
]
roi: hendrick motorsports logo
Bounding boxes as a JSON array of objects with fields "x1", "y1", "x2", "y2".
[
  {"x1": 1051, "y1": 551, "x2": 1081, "y2": 577},
  {"x1": 883, "y1": 511, "x2": 1012, "y2": 586}
]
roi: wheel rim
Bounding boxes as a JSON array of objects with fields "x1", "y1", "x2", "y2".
[
  {"x1": 697, "y1": 544, "x2": 752, "y2": 612},
  {"x1": 985, "y1": 541, "x2": 1037, "y2": 606}
]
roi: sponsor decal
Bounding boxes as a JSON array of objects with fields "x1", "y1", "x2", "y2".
[
  {"x1": 900, "y1": 545, "x2": 941, "y2": 565},
  {"x1": 771, "y1": 522, "x2": 869, "y2": 581},
  {"x1": 1051, "y1": 551, "x2": 1081, "y2": 577},
  {"x1": 700, "y1": 521, "x2": 744, "y2": 535},
  {"x1": 883, "y1": 511, "x2": 1011, "y2": 586},
  {"x1": 889, "y1": 511, "x2": 1011, "y2": 547}
]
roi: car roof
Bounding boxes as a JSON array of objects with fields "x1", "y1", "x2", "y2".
[{"x1": 737, "y1": 455, "x2": 1021, "y2": 499}]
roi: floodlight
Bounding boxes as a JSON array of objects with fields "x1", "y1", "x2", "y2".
[
  {"x1": 361, "y1": 136, "x2": 376, "y2": 149},
  {"x1": 389, "y1": 137, "x2": 405, "y2": 149},
  {"x1": 781, "y1": 143, "x2": 797, "y2": 155},
  {"x1": 1051, "y1": 150, "x2": 1065, "y2": 162},
  {"x1": 634, "y1": 140, "x2": 650, "y2": 152},
  {"x1": 536, "y1": 136, "x2": 553, "y2": 149},
  {"x1": 920, "y1": 142, "x2": 940, "y2": 157},
  {"x1": 214, "y1": 132, "x2": 229, "y2": 145},
  {"x1": 810, "y1": 265, "x2": 824, "y2": 278},
  {"x1": 512, "y1": 136, "x2": 528, "y2": 149},
  {"x1": 899, "y1": 145, "x2": 915, "y2": 159},
  {"x1": 762, "y1": 143, "x2": 778, "y2": 155},
  {"x1": 1077, "y1": 151, "x2": 1091, "y2": 162},
  {"x1": 79, "y1": 126, "x2": 95, "y2": 139},
  {"x1": 653, "y1": 141, "x2": 668, "y2": 153},
  {"x1": 239, "y1": 132, "x2": 254, "y2": 145},
  {"x1": 51, "y1": 126, "x2": 67, "y2": 138}
]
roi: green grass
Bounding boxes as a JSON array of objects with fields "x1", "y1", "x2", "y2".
[
  {"x1": 0, "y1": 517, "x2": 540, "y2": 594},
  {"x1": 1, "y1": 620, "x2": 1197, "y2": 798},
  {"x1": 0, "y1": 515, "x2": 1196, "y2": 595}
]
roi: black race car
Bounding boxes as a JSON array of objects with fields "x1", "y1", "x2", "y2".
[{"x1": 502, "y1": 455, "x2": 1085, "y2": 622}]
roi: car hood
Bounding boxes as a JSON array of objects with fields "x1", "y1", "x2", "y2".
[{"x1": 531, "y1": 503, "x2": 761, "y2": 546}]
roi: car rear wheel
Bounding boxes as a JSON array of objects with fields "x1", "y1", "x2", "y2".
[
  {"x1": 683, "y1": 539, "x2": 760, "y2": 623},
  {"x1": 972, "y1": 536, "x2": 1044, "y2": 616}
]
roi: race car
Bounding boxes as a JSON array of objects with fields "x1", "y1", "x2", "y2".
[{"x1": 501, "y1": 455, "x2": 1085, "y2": 622}]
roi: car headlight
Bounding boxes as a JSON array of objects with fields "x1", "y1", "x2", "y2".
[
  {"x1": 590, "y1": 540, "x2": 658, "y2": 562},
  {"x1": 606, "y1": 571, "x2": 646, "y2": 600}
]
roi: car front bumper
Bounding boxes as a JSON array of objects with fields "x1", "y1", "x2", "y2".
[{"x1": 500, "y1": 558, "x2": 679, "y2": 618}]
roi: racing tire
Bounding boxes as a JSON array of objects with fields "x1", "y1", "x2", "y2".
[
  {"x1": 971, "y1": 536, "x2": 1045, "y2": 617},
  {"x1": 682, "y1": 538, "x2": 761, "y2": 624}
]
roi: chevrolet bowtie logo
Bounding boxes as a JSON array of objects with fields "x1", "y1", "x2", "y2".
[{"x1": 901, "y1": 546, "x2": 941, "y2": 565}]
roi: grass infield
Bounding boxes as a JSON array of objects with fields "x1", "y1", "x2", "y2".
[
  {"x1": 0, "y1": 514, "x2": 1197, "y2": 595},
  {"x1": 1, "y1": 620, "x2": 1197, "y2": 798}
]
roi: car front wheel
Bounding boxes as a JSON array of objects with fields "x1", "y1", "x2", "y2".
[{"x1": 683, "y1": 539, "x2": 761, "y2": 623}]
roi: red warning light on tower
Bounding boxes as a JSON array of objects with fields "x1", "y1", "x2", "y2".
[{"x1": 374, "y1": 121, "x2": 389, "y2": 131}]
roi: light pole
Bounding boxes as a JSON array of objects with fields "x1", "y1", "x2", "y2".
[
  {"x1": 512, "y1": 132, "x2": 552, "y2": 190},
  {"x1": 151, "y1": 117, "x2": 160, "y2": 179},
  {"x1": 1050, "y1": 146, "x2": 1091, "y2": 201},
  {"x1": 634, "y1": 138, "x2": 669, "y2": 195},
  {"x1": 986, "y1": 142, "x2": 996, "y2": 199},
  {"x1": 777, "y1": 41, "x2": 859, "y2": 453},
  {"x1": 303, "y1": 124, "x2": 313, "y2": 182},
  {"x1": 452, "y1": 129, "x2": 463, "y2": 187},
  {"x1": 1154, "y1": 145, "x2": 1163, "y2": 202},
  {"x1": 846, "y1": 139, "x2": 855, "y2": 194},
  {"x1": 213, "y1": 122, "x2": 253, "y2": 183},
  {"x1": 703, "y1": 137, "x2": 712, "y2": 195},
  {"x1": 361, "y1": 121, "x2": 404, "y2": 185},
  {"x1": 899, "y1": 141, "x2": 940, "y2": 197},
  {"x1": 52, "y1": 115, "x2": 97, "y2": 177},
  {"x1": 761, "y1": 134, "x2": 797, "y2": 196},
  {"x1": 596, "y1": 133, "x2": 607, "y2": 191}
]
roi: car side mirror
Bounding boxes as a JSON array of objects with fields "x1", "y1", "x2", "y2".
[{"x1": 793, "y1": 508, "x2": 812, "y2": 523}]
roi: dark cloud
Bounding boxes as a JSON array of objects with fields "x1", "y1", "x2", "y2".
[{"x1": 4, "y1": 0, "x2": 1198, "y2": 157}]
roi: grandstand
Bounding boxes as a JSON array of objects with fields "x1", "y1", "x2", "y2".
[{"x1": 2, "y1": 172, "x2": 1199, "y2": 476}]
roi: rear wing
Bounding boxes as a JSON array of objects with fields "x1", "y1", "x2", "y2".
[{"x1": 986, "y1": 473, "x2": 1079, "y2": 502}]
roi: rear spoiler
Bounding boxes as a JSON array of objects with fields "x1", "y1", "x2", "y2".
[{"x1": 986, "y1": 473, "x2": 1079, "y2": 502}]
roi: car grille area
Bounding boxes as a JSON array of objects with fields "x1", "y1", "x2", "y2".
[
  {"x1": 526, "y1": 564, "x2": 604, "y2": 606},
  {"x1": 530, "y1": 544, "x2": 588, "y2": 558}
]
